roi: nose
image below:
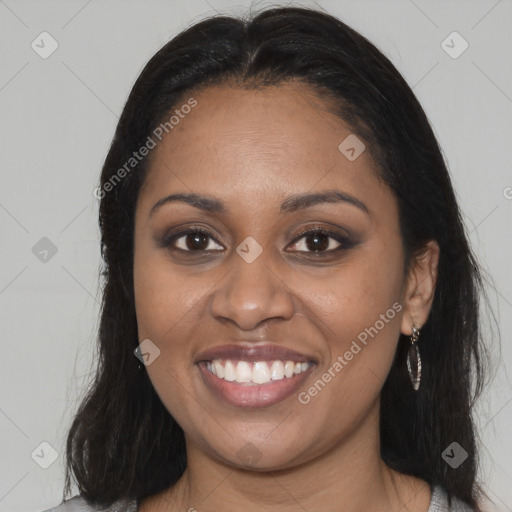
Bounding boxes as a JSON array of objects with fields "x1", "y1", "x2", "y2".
[{"x1": 209, "y1": 247, "x2": 296, "y2": 331}]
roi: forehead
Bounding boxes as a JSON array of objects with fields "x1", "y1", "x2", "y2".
[{"x1": 137, "y1": 82, "x2": 391, "y2": 219}]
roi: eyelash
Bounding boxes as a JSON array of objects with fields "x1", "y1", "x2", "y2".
[{"x1": 161, "y1": 225, "x2": 355, "y2": 257}]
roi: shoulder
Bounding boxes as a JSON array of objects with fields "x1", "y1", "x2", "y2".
[
  {"x1": 429, "y1": 485, "x2": 475, "y2": 512},
  {"x1": 40, "y1": 494, "x2": 138, "y2": 512}
]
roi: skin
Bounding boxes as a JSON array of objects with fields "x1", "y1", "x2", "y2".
[{"x1": 134, "y1": 82, "x2": 440, "y2": 512}]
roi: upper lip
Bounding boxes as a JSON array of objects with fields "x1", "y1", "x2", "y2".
[{"x1": 195, "y1": 343, "x2": 317, "y2": 364}]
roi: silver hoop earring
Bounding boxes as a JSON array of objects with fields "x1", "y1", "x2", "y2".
[{"x1": 407, "y1": 325, "x2": 422, "y2": 391}]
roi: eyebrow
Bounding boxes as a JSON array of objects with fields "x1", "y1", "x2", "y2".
[{"x1": 149, "y1": 189, "x2": 370, "y2": 217}]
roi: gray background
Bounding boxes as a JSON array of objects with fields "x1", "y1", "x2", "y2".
[{"x1": 0, "y1": 0, "x2": 511, "y2": 511}]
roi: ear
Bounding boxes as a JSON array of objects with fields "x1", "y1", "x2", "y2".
[{"x1": 400, "y1": 240, "x2": 440, "y2": 336}]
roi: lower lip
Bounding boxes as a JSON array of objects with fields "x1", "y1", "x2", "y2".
[{"x1": 197, "y1": 362, "x2": 314, "y2": 408}]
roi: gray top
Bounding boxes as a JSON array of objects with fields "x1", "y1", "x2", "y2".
[{"x1": 41, "y1": 485, "x2": 474, "y2": 511}]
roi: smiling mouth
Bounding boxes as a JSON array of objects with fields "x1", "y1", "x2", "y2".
[
  {"x1": 197, "y1": 358, "x2": 316, "y2": 408},
  {"x1": 204, "y1": 359, "x2": 312, "y2": 385}
]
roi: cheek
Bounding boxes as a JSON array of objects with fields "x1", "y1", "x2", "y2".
[
  {"x1": 133, "y1": 245, "x2": 207, "y2": 424},
  {"x1": 301, "y1": 250, "x2": 404, "y2": 339},
  {"x1": 297, "y1": 248, "x2": 405, "y2": 409},
  {"x1": 133, "y1": 241, "x2": 202, "y2": 342},
  {"x1": 292, "y1": 260, "x2": 404, "y2": 431}
]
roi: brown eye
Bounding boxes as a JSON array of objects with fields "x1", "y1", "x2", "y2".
[
  {"x1": 165, "y1": 228, "x2": 223, "y2": 252},
  {"x1": 288, "y1": 227, "x2": 351, "y2": 254}
]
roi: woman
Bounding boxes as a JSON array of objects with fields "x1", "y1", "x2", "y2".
[{"x1": 43, "y1": 6, "x2": 491, "y2": 512}]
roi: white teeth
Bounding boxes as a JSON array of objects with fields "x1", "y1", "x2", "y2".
[
  {"x1": 206, "y1": 359, "x2": 311, "y2": 384},
  {"x1": 224, "y1": 360, "x2": 236, "y2": 381},
  {"x1": 213, "y1": 360, "x2": 224, "y2": 378},
  {"x1": 235, "y1": 361, "x2": 252, "y2": 382},
  {"x1": 270, "y1": 361, "x2": 284, "y2": 380},
  {"x1": 284, "y1": 361, "x2": 295, "y2": 378},
  {"x1": 252, "y1": 362, "x2": 271, "y2": 384}
]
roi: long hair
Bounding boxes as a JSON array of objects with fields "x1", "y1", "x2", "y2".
[{"x1": 63, "y1": 6, "x2": 492, "y2": 510}]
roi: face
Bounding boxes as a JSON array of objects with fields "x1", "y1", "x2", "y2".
[{"x1": 133, "y1": 82, "x2": 422, "y2": 471}]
